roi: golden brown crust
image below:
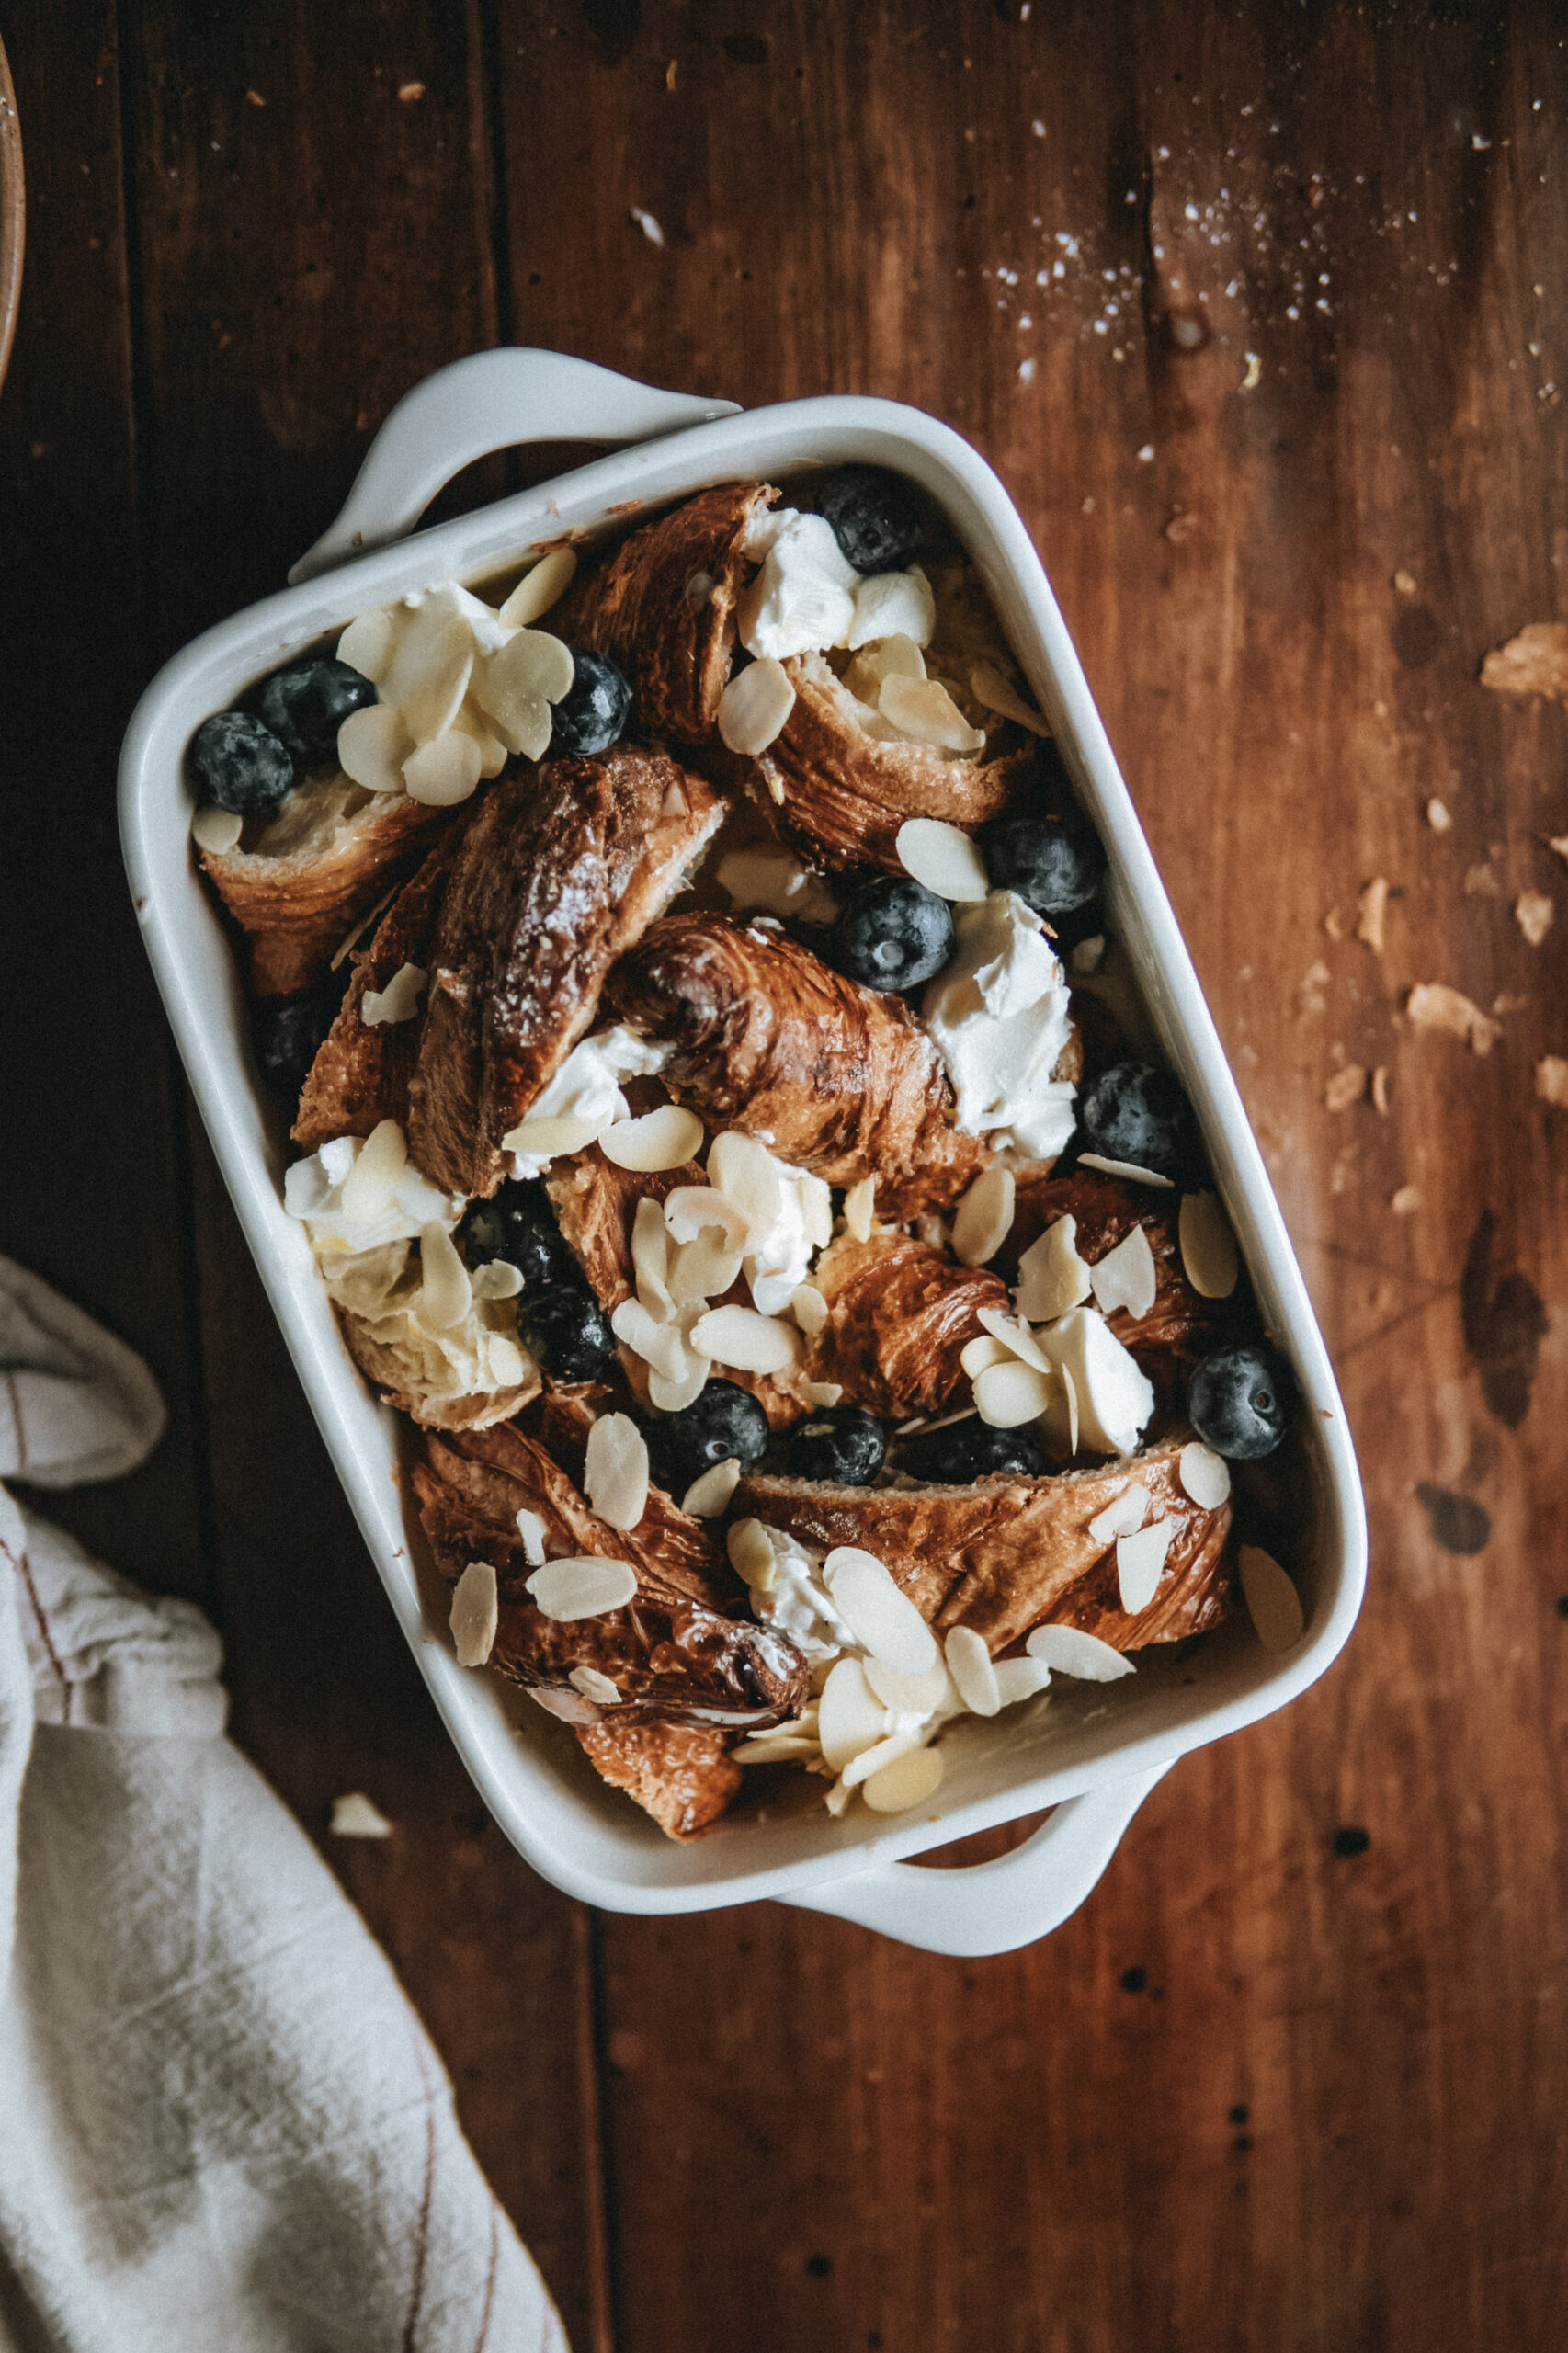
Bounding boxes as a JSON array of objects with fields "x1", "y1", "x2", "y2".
[
  {"x1": 805, "y1": 1231, "x2": 1008, "y2": 1418},
  {"x1": 574, "y1": 1715, "x2": 741, "y2": 1841},
  {"x1": 200, "y1": 779, "x2": 449, "y2": 997},
  {"x1": 551, "y1": 482, "x2": 778, "y2": 745},
  {"x1": 406, "y1": 749, "x2": 724, "y2": 1197},
  {"x1": 733, "y1": 1429, "x2": 1232, "y2": 1656},
  {"x1": 606, "y1": 913, "x2": 991, "y2": 1218},
  {"x1": 545, "y1": 1147, "x2": 704, "y2": 1312},
  {"x1": 755, "y1": 649, "x2": 1035, "y2": 873}
]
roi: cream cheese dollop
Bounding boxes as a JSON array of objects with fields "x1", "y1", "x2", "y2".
[
  {"x1": 921, "y1": 890, "x2": 1077, "y2": 1162},
  {"x1": 743, "y1": 1158, "x2": 834, "y2": 1315},
  {"x1": 284, "y1": 1120, "x2": 462, "y2": 1255},
  {"x1": 505, "y1": 1026, "x2": 673, "y2": 1176}
]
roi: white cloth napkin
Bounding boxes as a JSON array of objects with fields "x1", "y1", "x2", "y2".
[{"x1": 0, "y1": 1256, "x2": 567, "y2": 2352}]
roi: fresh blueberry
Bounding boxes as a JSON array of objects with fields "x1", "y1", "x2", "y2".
[
  {"x1": 816, "y1": 465, "x2": 925, "y2": 574},
  {"x1": 460, "y1": 1181, "x2": 580, "y2": 1292},
  {"x1": 903, "y1": 1419, "x2": 1046, "y2": 1484},
  {"x1": 515, "y1": 1285, "x2": 618, "y2": 1383},
  {"x1": 189, "y1": 710, "x2": 294, "y2": 815},
  {"x1": 785, "y1": 1405, "x2": 887, "y2": 1485},
  {"x1": 1187, "y1": 1343, "x2": 1295, "y2": 1460},
  {"x1": 981, "y1": 810, "x2": 1106, "y2": 916},
  {"x1": 252, "y1": 988, "x2": 338, "y2": 1105},
  {"x1": 832, "y1": 875, "x2": 955, "y2": 994},
  {"x1": 549, "y1": 648, "x2": 632, "y2": 757},
  {"x1": 643, "y1": 1380, "x2": 770, "y2": 1494},
  {"x1": 258, "y1": 659, "x2": 377, "y2": 760},
  {"x1": 1079, "y1": 1062, "x2": 1194, "y2": 1178}
]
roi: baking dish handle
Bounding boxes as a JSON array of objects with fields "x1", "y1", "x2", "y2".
[
  {"x1": 288, "y1": 347, "x2": 741, "y2": 585},
  {"x1": 778, "y1": 1762, "x2": 1173, "y2": 1957}
]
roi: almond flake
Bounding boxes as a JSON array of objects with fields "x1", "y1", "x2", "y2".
[
  {"x1": 718, "y1": 656, "x2": 797, "y2": 755},
  {"x1": 823, "y1": 1547, "x2": 938, "y2": 1677},
  {"x1": 1088, "y1": 1483, "x2": 1149, "y2": 1545},
  {"x1": 1116, "y1": 1518, "x2": 1173, "y2": 1614},
  {"x1": 1038, "y1": 1306, "x2": 1153, "y2": 1456},
  {"x1": 669, "y1": 1230, "x2": 743, "y2": 1305},
  {"x1": 1071, "y1": 933, "x2": 1106, "y2": 975},
  {"x1": 631, "y1": 1195, "x2": 675, "y2": 1317},
  {"x1": 337, "y1": 607, "x2": 399, "y2": 682},
  {"x1": 400, "y1": 618, "x2": 474, "y2": 744},
  {"x1": 689, "y1": 1303, "x2": 798, "y2": 1375},
  {"x1": 516, "y1": 1508, "x2": 547, "y2": 1566},
  {"x1": 403, "y1": 729, "x2": 483, "y2": 806},
  {"x1": 569, "y1": 1665, "x2": 622, "y2": 1706},
  {"x1": 894, "y1": 816, "x2": 990, "y2": 901},
  {"x1": 682, "y1": 1457, "x2": 742, "y2": 1517},
  {"x1": 1480, "y1": 620, "x2": 1568, "y2": 699},
  {"x1": 585, "y1": 1413, "x2": 649, "y2": 1532},
  {"x1": 861, "y1": 1744, "x2": 945, "y2": 1813},
  {"x1": 338, "y1": 701, "x2": 415, "y2": 794},
  {"x1": 819, "y1": 1656, "x2": 892, "y2": 1771},
  {"x1": 952, "y1": 1165, "x2": 1016, "y2": 1267},
  {"x1": 360, "y1": 961, "x2": 426, "y2": 1027},
  {"x1": 862, "y1": 1657, "x2": 951, "y2": 1713},
  {"x1": 503, "y1": 1111, "x2": 602, "y2": 1159},
  {"x1": 790, "y1": 1283, "x2": 828, "y2": 1336},
  {"x1": 499, "y1": 547, "x2": 577, "y2": 628},
  {"x1": 975, "y1": 1306, "x2": 1053, "y2": 1374},
  {"x1": 526, "y1": 1555, "x2": 638, "y2": 1621},
  {"x1": 450, "y1": 1559, "x2": 499, "y2": 1667},
  {"x1": 1548, "y1": 835, "x2": 1568, "y2": 866},
  {"x1": 648, "y1": 1353, "x2": 710, "y2": 1412},
  {"x1": 191, "y1": 804, "x2": 244, "y2": 855},
  {"x1": 1015, "y1": 1214, "x2": 1093, "y2": 1323},
  {"x1": 1356, "y1": 878, "x2": 1389, "y2": 953},
  {"x1": 1088, "y1": 1223, "x2": 1158, "y2": 1321},
  {"x1": 944, "y1": 1624, "x2": 1001, "y2": 1717},
  {"x1": 843, "y1": 1175, "x2": 876, "y2": 1242},
  {"x1": 600, "y1": 1105, "x2": 706, "y2": 1172},
  {"x1": 330, "y1": 1792, "x2": 393, "y2": 1838},
  {"x1": 471, "y1": 1259, "x2": 523, "y2": 1301},
  {"x1": 664, "y1": 1185, "x2": 750, "y2": 1246},
  {"x1": 610, "y1": 1296, "x2": 687, "y2": 1381},
  {"x1": 881, "y1": 675, "x2": 986, "y2": 754},
  {"x1": 1178, "y1": 1191, "x2": 1239, "y2": 1299},
  {"x1": 1371, "y1": 1066, "x2": 1392, "y2": 1116},
  {"x1": 1406, "y1": 982, "x2": 1500, "y2": 1055},
  {"x1": 1536, "y1": 1055, "x2": 1568, "y2": 1107},
  {"x1": 1324, "y1": 1063, "x2": 1368, "y2": 1113},
  {"x1": 1025, "y1": 1623, "x2": 1134, "y2": 1680},
  {"x1": 1178, "y1": 1442, "x2": 1231, "y2": 1508},
  {"x1": 1516, "y1": 891, "x2": 1555, "y2": 947},
  {"x1": 969, "y1": 662, "x2": 1051, "y2": 735},
  {"x1": 727, "y1": 1518, "x2": 779, "y2": 1593},
  {"x1": 418, "y1": 1222, "x2": 472, "y2": 1330},
  {"x1": 1238, "y1": 1544, "x2": 1305, "y2": 1651},
  {"x1": 992, "y1": 1656, "x2": 1053, "y2": 1706},
  {"x1": 961, "y1": 1331, "x2": 1011, "y2": 1378},
  {"x1": 1076, "y1": 1153, "x2": 1175, "y2": 1188},
  {"x1": 973, "y1": 1358, "x2": 1054, "y2": 1427},
  {"x1": 843, "y1": 1727, "x2": 928, "y2": 1789},
  {"x1": 1426, "y1": 797, "x2": 1452, "y2": 832},
  {"x1": 705, "y1": 1131, "x2": 783, "y2": 1234},
  {"x1": 1391, "y1": 1183, "x2": 1422, "y2": 1215},
  {"x1": 801, "y1": 1381, "x2": 843, "y2": 1407}
]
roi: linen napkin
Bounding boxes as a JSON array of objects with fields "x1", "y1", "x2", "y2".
[{"x1": 0, "y1": 1255, "x2": 567, "y2": 2352}]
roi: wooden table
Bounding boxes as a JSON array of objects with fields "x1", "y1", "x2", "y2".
[{"x1": 3, "y1": 5, "x2": 1564, "y2": 2345}]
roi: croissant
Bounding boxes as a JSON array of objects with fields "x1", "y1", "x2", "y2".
[
  {"x1": 606, "y1": 913, "x2": 992, "y2": 1218},
  {"x1": 803, "y1": 1230, "x2": 1008, "y2": 1418},
  {"x1": 199, "y1": 774, "x2": 450, "y2": 997},
  {"x1": 406, "y1": 747, "x2": 724, "y2": 1197},
  {"x1": 574, "y1": 1714, "x2": 743, "y2": 1842},
  {"x1": 733, "y1": 1427, "x2": 1232, "y2": 1657},
  {"x1": 550, "y1": 481, "x2": 779, "y2": 745},
  {"x1": 755, "y1": 648, "x2": 1035, "y2": 873}
]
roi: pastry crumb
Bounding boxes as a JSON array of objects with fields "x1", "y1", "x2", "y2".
[
  {"x1": 1322, "y1": 905, "x2": 1345, "y2": 942},
  {"x1": 397, "y1": 80, "x2": 425, "y2": 103},
  {"x1": 1537, "y1": 1055, "x2": 1568, "y2": 1107},
  {"x1": 1426, "y1": 798, "x2": 1452, "y2": 832},
  {"x1": 1392, "y1": 568, "x2": 1419, "y2": 597},
  {"x1": 1516, "y1": 890, "x2": 1554, "y2": 946},
  {"x1": 1296, "y1": 960, "x2": 1332, "y2": 1017},
  {"x1": 330, "y1": 1792, "x2": 393, "y2": 1838},
  {"x1": 1464, "y1": 861, "x2": 1501, "y2": 897},
  {"x1": 1391, "y1": 1183, "x2": 1422, "y2": 1216},
  {"x1": 1324, "y1": 1063, "x2": 1368, "y2": 1113},
  {"x1": 1356, "y1": 878, "x2": 1389, "y2": 953},
  {"x1": 1480, "y1": 621, "x2": 1568, "y2": 699},
  {"x1": 1406, "y1": 982, "x2": 1500, "y2": 1054}
]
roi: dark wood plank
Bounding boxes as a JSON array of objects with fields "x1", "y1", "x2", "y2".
[{"x1": 500, "y1": 4, "x2": 1568, "y2": 2348}]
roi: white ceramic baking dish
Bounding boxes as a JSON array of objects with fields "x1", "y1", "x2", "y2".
[{"x1": 119, "y1": 349, "x2": 1366, "y2": 1956}]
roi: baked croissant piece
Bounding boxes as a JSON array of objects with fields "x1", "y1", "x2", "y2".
[
  {"x1": 574, "y1": 1714, "x2": 746, "y2": 1843},
  {"x1": 606, "y1": 913, "x2": 992, "y2": 1218},
  {"x1": 550, "y1": 481, "x2": 779, "y2": 746},
  {"x1": 733, "y1": 1427, "x2": 1232, "y2": 1658},
  {"x1": 755, "y1": 648, "x2": 1035, "y2": 874},
  {"x1": 802, "y1": 1230, "x2": 1008, "y2": 1418},
  {"x1": 199, "y1": 774, "x2": 450, "y2": 997},
  {"x1": 407, "y1": 746, "x2": 723, "y2": 1197}
]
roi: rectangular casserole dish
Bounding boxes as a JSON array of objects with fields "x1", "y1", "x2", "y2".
[{"x1": 119, "y1": 349, "x2": 1366, "y2": 1956}]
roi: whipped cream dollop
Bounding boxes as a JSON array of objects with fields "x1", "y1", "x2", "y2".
[
  {"x1": 284, "y1": 1120, "x2": 462, "y2": 1254},
  {"x1": 748, "y1": 1526, "x2": 858, "y2": 1665},
  {"x1": 922, "y1": 890, "x2": 1077, "y2": 1162},
  {"x1": 506, "y1": 1026, "x2": 673, "y2": 1176},
  {"x1": 743, "y1": 1157, "x2": 834, "y2": 1315},
  {"x1": 736, "y1": 506, "x2": 936, "y2": 665}
]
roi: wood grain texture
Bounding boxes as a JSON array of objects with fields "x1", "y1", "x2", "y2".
[{"x1": 1, "y1": 0, "x2": 1564, "y2": 2347}]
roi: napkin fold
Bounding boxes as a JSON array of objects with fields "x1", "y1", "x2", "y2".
[{"x1": 0, "y1": 1256, "x2": 567, "y2": 2352}]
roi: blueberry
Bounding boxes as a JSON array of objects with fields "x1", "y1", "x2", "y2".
[
  {"x1": 515, "y1": 1285, "x2": 617, "y2": 1383},
  {"x1": 816, "y1": 465, "x2": 925, "y2": 574},
  {"x1": 1079, "y1": 1062, "x2": 1194, "y2": 1178},
  {"x1": 461, "y1": 1181, "x2": 580, "y2": 1291},
  {"x1": 258, "y1": 659, "x2": 377, "y2": 760},
  {"x1": 981, "y1": 810, "x2": 1105, "y2": 916},
  {"x1": 903, "y1": 1419, "x2": 1046, "y2": 1484},
  {"x1": 252, "y1": 988, "x2": 338, "y2": 1105},
  {"x1": 785, "y1": 1405, "x2": 887, "y2": 1485},
  {"x1": 832, "y1": 875, "x2": 955, "y2": 994},
  {"x1": 1187, "y1": 1343, "x2": 1295, "y2": 1460},
  {"x1": 643, "y1": 1380, "x2": 770, "y2": 1494},
  {"x1": 549, "y1": 648, "x2": 632, "y2": 757},
  {"x1": 189, "y1": 710, "x2": 294, "y2": 815}
]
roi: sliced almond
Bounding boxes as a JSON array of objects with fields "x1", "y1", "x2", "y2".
[
  {"x1": 669, "y1": 1230, "x2": 744, "y2": 1305},
  {"x1": 880, "y1": 674, "x2": 986, "y2": 754},
  {"x1": 1014, "y1": 1214, "x2": 1092, "y2": 1323},
  {"x1": 843, "y1": 1174, "x2": 877, "y2": 1243},
  {"x1": 1089, "y1": 1222, "x2": 1158, "y2": 1322},
  {"x1": 1116, "y1": 1518, "x2": 1173, "y2": 1614},
  {"x1": 718, "y1": 656, "x2": 797, "y2": 755},
  {"x1": 569, "y1": 1665, "x2": 621, "y2": 1706},
  {"x1": 1517, "y1": 890, "x2": 1555, "y2": 947},
  {"x1": 991, "y1": 1656, "x2": 1053, "y2": 1706},
  {"x1": 969, "y1": 662, "x2": 1051, "y2": 735},
  {"x1": 338, "y1": 701, "x2": 415, "y2": 794},
  {"x1": 790, "y1": 1283, "x2": 828, "y2": 1336},
  {"x1": 1355, "y1": 877, "x2": 1389, "y2": 955},
  {"x1": 862, "y1": 1657, "x2": 951, "y2": 1715},
  {"x1": 846, "y1": 566, "x2": 936, "y2": 650},
  {"x1": 647, "y1": 1355, "x2": 710, "y2": 1412},
  {"x1": 192, "y1": 803, "x2": 244, "y2": 855},
  {"x1": 975, "y1": 1306, "x2": 1053, "y2": 1375},
  {"x1": 360, "y1": 961, "x2": 427, "y2": 1027},
  {"x1": 688, "y1": 1303, "x2": 799, "y2": 1375},
  {"x1": 471, "y1": 1259, "x2": 523, "y2": 1301},
  {"x1": 861, "y1": 1743, "x2": 945, "y2": 1813},
  {"x1": 503, "y1": 1111, "x2": 602, "y2": 1159},
  {"x1": 1178, "y1": 1191, "x2": 1239, "y2": 1300},
  {"x1": 823, "y1": 1546, "x2": 938, "y2": 1677},
  {"x1": 601, "y1": 1105, "x2": 706, "y2": 1172},
  {"x1": 631, "y1": 1195, "x2": 674, "y2": 1318},
  {"x1": 1537, "y1": 1054, "x2": 1568, "y2": 1107},
  {"x1": 1025, "y1": 1623, "x2": 1134, "y2": 1680},
  {"x1": 801, "y1": 1380, "x2": 844, "y2": 1407},
  {"x1": 664, "y1": 1185, "x2": 750, "y2": 1246},
  {"x1": 1238, "y1": 1544, "x2": 1306, "y2": 1652},
  {"x1": 526, "y1": 1555, "x2": 639, "y2": 1621},
  {"x1": 498, "y1": 547, "x2": 577, "y2": 627},
  {"x1": 1178, "y1": 1442, "x2": 1232, "y2": 1509},
  {"x1": 706, "y1": 1131, "x2": 781, "y2": 1234},
  {"x1": 338, "y1": 1116, "x2": 407, "y2": 1220},
  {"x1": 842, "y1": 1727, "x2": 927, "y2": 1790},
  {"x1": 449, "y1": 1559, "x2": 498, "y2": 1667},
  {"x1": 960, "y1": 1333, "x2": 1011, "y2": 1378},
  {"x1": 418, "y1": 1222, "x2": 472, "y2": 1330},
  {"x1": 1088, "y1": 1483, "x2": 1149, "y2": 1545},
  {"x1": 894, "y1": 816, "x2": 990, "y2": 901},
  {"x1": 403, "y1": 729, "x2": 483, "y2": 806},
  {"x1": 610, "y1": 1296, "x2": 688, "y2": 1381},
  {"x1": 452, "y1": 699, "x2": 509, "y2": 778},
  {"x1": 584, "y1": 1412, "x2": 649, "y2": 1532},
  {"x1": 515, "y1": 1507, "x2": 547, "y2": 1566},
  {"x1": 973, "y1": 1359, "x2": 1054, "y2": 1427},
  {"x1": 1076, "y1": 1153, "x2": 1174, "y2": 1188},
  {"x1": 819, "y1": 1656, "x2": 892, "y2": 1772},
  {"x1": 952, "y1": 1165, "x2": 1016, "y2": 1267},
  {"x1": 1426, "y1": 797, "x2": 1452, "y2": 831},
  {"x1": 336, "y1": 605, "x2": 400, "y2": 682},
  {"x1": 682, "y1": 1457, "x2": 742, "y2": 1518},
  {"x1": 401, "y1": 617, "x2": 473, "y2": 744},
  {"x1": 727, "y1": 1517, "x2": 779, "y2": 1594},
  {"x1": 944, "y1": 1624, "x2": 1001, "y2": 1717}
]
